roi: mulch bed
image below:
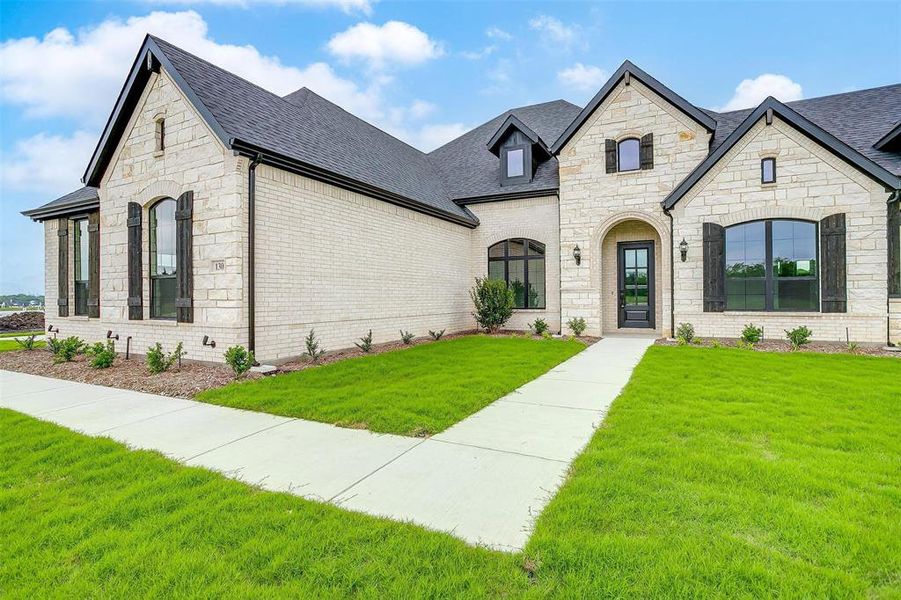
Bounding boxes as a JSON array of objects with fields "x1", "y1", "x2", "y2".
[
  {"x1": 0, "y1": 311, "x2": 44, "y2": 333},
  {"x1": 656, "y1": 337, "x2": 900, "y2": 358}
]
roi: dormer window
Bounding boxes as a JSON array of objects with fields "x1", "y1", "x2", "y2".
[
  {"x1": 502, "y1": 145, "x2": 529, "y2": 184},
  {"x1": 487, "y1": 114, "x2": 550, "y2": 186}
]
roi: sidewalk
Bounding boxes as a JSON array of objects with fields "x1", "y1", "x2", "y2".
[{"x1": 1, "y1": 335, "x2": 654, "y2": 551}]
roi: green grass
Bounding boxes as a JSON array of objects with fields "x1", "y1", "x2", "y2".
[
  {"x1": 0, "y1": 330, "x2": 43, "y2": 338},
  {"x1": 3, "y1": 346, "x2": 899, "y2": 597},
  {"x1": 0, "y1": 339, "x2": 45, "y2": 352},
  {"x1": 197, "y1": 335, "x2": 585, "y2": 436}
]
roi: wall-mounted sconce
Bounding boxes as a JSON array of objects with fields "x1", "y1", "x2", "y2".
[
  {"x1": 106, "y1": 330, "x2": 119, "y2": 341},
  {"x1": 47, "y1": 324, "x2": 59, "y2": 334},
  {"x1": 573, "y1": 245, "x2": 582, "y2": 266},
  {"x1": 202, "y1": 335, "x2": 216, "y2": 349},
  {"x1": 679, "y1": 238, "x2": 689, "y2": 262}
]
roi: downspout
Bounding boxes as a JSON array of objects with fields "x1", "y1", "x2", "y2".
[
  {"x1": 888, "y1": 190, "x2": 900, "y2": 347},
  {"x1": 247, "y1": 152, "x2": 263, "y2": 354},
  {"x1": 664, "y1": 207, "x2": 675, "y2": 339}
]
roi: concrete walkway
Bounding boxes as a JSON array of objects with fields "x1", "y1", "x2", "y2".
[{"x1": 0, "y1": 335, "x2": 654, "y2": 551}]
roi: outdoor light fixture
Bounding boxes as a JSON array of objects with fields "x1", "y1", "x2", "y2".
[
  {"x1": 573, "y1": 245, "x2": 582, "y2": 266},
  {"x1": 202, "y1": 335, "x2": 216, "y2": 349},
  {"x1": 679, "y1": 238, "x2": 689, "y2": 262},
  {"x1": 47, "y1": 324, "x2": 59, "y2": 334},
  {"x1": 106, "y1": 330, "x2": 119, "y2": 341}
]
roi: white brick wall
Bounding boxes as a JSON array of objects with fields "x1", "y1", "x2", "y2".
[
  {"x1": 891, "y1": 299, "x2": 901, "y2": 345},
  {"x1": 468, "y1": 195, "x2": 561, "y2": 332},
  {"x1": 671, "y1": 116, "x2": 893, "y2": 343}
]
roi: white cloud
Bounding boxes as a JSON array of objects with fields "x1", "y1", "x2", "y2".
[
  {"x1": 0, "y1": 10, "x2": 382, "y2": 123},
  {"x1": 460, "y1": 45, "x2": 496, "y2": 60},
  {"x1": 327, "y1": 21, "x2": 443, "y2": 69},
  {"x1": 387, "y1": 122, "x2": 469, "y2": 152},
  {"x1": 719, "y1": 74, "x2": 804, "y2": 111},
  {"x1": 529, "y1": 15, "x2": 578, "y2": 47},
  {"x1": 0, "y1": 131, "x2": 97, "y2": 194},
  {"x1": 408, "y1": 99, "x2": 436, "y2": 120},
  {"x1": 557, "y1": 63, "x2": 607, "y2": 91},
  {"x1": 485, "y1": 26, "x2": 512, "y2": 41},
  {"x1": 151, "y1": 0, "x2": 373, "y2": 14}
]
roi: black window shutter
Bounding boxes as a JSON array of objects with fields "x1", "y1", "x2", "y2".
[
  {"x1": 703, "y1": 223, "x2": 726, "y2": 312},
  {"x1": 175, "y1": 191, "x2": 194, "y2": 323},
  {"x1": 640, "y1": 133, "x2": 654, "y2": 170},
  {"x1": 87, "y1": 212, "x2": 100, "y2": 318},
  {"x1": 127, "y1": 202, "x2": 143, "y2": 320},
  {"x1": 605, "y1": 139, "x2": 617, "y2": 173},
  {"x1": 57, "y1": 218, "x2": 69, "y2": 317},
  {"x1": 820, "y1": 213, "x2": 847, "y2": 313}
]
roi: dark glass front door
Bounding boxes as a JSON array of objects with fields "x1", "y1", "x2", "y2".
[{"x1": 617, "y1": 241, "x2": 655, "y2": 329}]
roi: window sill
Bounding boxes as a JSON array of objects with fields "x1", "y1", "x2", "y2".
[
  {"x1": 68, "y1": 315, "x2": 91, "y2": 321},
  {"x1": 149, "y1": 318, "x2": 179, "y2": 326},
  {"x1": 723, "y1": 310, "x2": 822, "y2": 316},
  {"x1": 153, "y1": 150, "x2": 164, "y2": 158},
  {"x1": 513, "y1": 308, "x2": 548, "y2": 312}
]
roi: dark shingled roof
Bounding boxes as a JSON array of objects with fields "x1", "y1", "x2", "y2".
[
  {"x1": 428, "y1": 100, "x2": 581, "y2": 202},
  {"x1": 22, "y1": 186, "x2": 99, "y2": 220}
]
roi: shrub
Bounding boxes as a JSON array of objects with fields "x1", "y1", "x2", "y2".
[
  {"x1": 785, "y1": 326, "x2": 812, "y2": 350},
  {"x1": 224, "y1": 345, "x2": 255, "y2": 379},
  {"x1": 530, "y1": 318, "x2": 549, "y2": 335},
  {"x1": 675, "y1": 323, "x2": 695, "y2": 346},
  {"x1": 710, "y1": 339, "x2": 721, "y2": 349},
  {"x1": 741, "y1": 323, "x2": 763, "y2": 345},
  {"x1": 847, "y1": 341, "x2": 860, "y2": 354},
  {"x1": 355, "y1": 329, "x2": 373, "y2": 353},
  {"x1": 53, "y1": 336, "x2": 85, "y2": 363},
  {"x1": 87, "y1": 340, "x2": 116, "y2": 369},
  {"x1": 146, "y1": 342, "x2": 186, "y2": 374},
  {"x1": 400, "y1": 330, "x2": 415, "y2": 345},
  {"x1": 15, "y1": 334, "x2": 38, "y2": 351},
  {"x1": 541, "y1": 330, "x2": 553, "y2": 340},
  {"x1": 735, "y1": 339, "x2": 755, "y2": 351},
  {"x1": 303, "y1": 330, "x2": 325, "y2": 362},
  {"x1": 567, "y1": 317, "x2": 587, "y2": 337},
  {"x1": 428, "y1": 329, "x2": 445, "y2": 341},
  {"x1": 45, "y1": 336, "x2": 63, "y2": 355},
  {"x1": 470, "y1": 277, "x2": 513, "y2": 333}
]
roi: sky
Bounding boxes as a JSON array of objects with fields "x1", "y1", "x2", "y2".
[{"x1": 1, "y1": 0, "x2": 899, "y2": 294}]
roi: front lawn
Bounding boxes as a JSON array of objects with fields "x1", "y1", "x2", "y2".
[
  {"x1": 0, "y1": 339, "x2": 45, "y2": 352},
  {"x1": 197, "y1": 335, "x2": 585, "y2": 436},
  {"x1": 3, "y1": 346, "x2": 899, "y2": 597}
]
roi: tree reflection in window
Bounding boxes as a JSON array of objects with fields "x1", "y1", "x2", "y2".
[{"x1": 487, "y1": 239, "x2": 546, "y2": 309}]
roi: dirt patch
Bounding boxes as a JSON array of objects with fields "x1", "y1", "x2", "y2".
[
  {"x1": 0, "y1": 311, "x2": 44, "y2": 333},
  {"x1": 0, "y1": 348, "x2": 246, "y2": 398},
  {"x1": 656, "y1": 337, "x2": 900, "y2": 358}
]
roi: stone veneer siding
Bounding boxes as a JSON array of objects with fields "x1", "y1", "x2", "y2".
[
  {"x1": 671, "y1": 116, "x2": 893, "y2": 343},
  {"x1": 467, "y1": 195, "x2": 561, "y2": 332},
  {"x1": 43, "y1": 68, "x2": 245, "y2": 362},
  {"x1": 600, "y1": 220, "x2": 662, "y2": 333},
  {"x1": 557, "y1": 79, "x2": 711, "y2": 337},
  {"x1": 251, "y1": 163, "x2": 473, "y2": 363}
]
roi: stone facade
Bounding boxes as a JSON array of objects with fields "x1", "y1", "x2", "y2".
[
  {"x1": 671, "y1": 116, "x2": 893, "y2": 343},
  {"x1": 468, "y1": 195, "x2": 561, "y2": 332},
  {"x1": 557, "y1": 79, "x2": 711, "y2": 337}
]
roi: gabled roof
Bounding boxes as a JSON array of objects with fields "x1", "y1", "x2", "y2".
[
  {"x1": 486, "y1": 114, "x2": 548, "y2": 155},
  {"x1": 874, "y1": 121, "x2": 901, "y2": 152},
  {"x1": 22, "y1": 186, "x2": 99, "y2": 221},
  {"x1": 662, "y1": 96, "x2": 901, "y2": 210},
  {"x1": 550, "y1": 60, "x2": 717, "y2": 154},
  {"x1": 429, "y1": 100, "x2": 580, "y2": 204}
]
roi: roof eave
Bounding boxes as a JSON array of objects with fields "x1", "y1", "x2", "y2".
[
  {"x1": 21, "y1": 198, "x2": 100, "y2": 222},
  {"x1": 453, "y1": 187, "x2": 559, "y2": 206},
  {"x1": 662, "y1": 97, "x2": 901, "y2": 211},
  {"x1": 550, "y1": 60, "x2": 717, "y2": 155},
  {"x1": 486, "y1": 114, "x2": 548, "y2": 155},
  {"x1": 874, "y1": 121, "x2": 901, "y2": 151}
]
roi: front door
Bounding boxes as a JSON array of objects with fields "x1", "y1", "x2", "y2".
[{"x1": 617, "y1": 241, "x2": 655, "y2": 329}]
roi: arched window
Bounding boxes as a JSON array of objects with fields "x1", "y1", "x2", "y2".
[
  {"x1": 617, "y1": 138, "x2": 640, "y2": 172},
  {"x1": 725, "y1": 219, "x2": 819, "y2": 311},
  {"x1": 488, "y1": 238, "x2": 545, "y2": 309},
  {"x1": 149, "y1": 198, "x2": 177, "y2": 319}
]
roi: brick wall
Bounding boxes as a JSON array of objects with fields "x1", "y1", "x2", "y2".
[
  {"x1": 671, "y1": 116, "x2": 893, "y2": 343},
  {"x1": 467, "y1": 195, "x2": 561, "y2": 332}
]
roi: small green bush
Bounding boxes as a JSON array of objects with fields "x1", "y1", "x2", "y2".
[
  {"x1": 567, "y1": 317, "x2": 587, "y2": 337},
  {"x1": 355, "y1": 329, "x2": 373, "y2": 353},
  {"x1": 303, "y1": 330, "x2": 325, "y2": 362},
  {"x1": 847, "y1": 341, "x2": 860, "y2": 354},
  {"x1": 224, "y1": 345, "x2": 255, "y2": 379},
  {"x1": 541, "y1": 330, "x2": 553, "y2": 340},
  {"x1": 785, "y1": 326, "x2": 812, "y2": 350},
  {"x1": 675, "y1": 323, "x2": 695, "y2": 346},
  {"x1": 530, "y1": 318, "x2": 549, "y2": 335},
  {"x1": 87, "y1": 340, "x2": 116, "y2": 369},
  {"x1": 400, "y1": 330, "x2": 415, "y2": 345},
  {"x1": 741, "y1": 323, "x2": 763, "y2": 345},
  {"x1": 428, "y1": 329, "x2": 445, "y2": 341},
  {"x1": 735, "y1": 339, "x2": 755, "y2": 351},
  {"x1": 470, "y1": 277, "x2": 514, "y2": 333},
  {"x1": 45, "y1": 336, "x2": 63, "y2": 354},
  {"x1": 146, "y1": 342, "x2": 186, "y2": 374},
  {"x1": 710, "y1": 339, "x2": 721, "y2": 349},
  {"x1": 15, "y1": 335, "x2": 39, "y2": 351},
  {"x1": 53, "y1": 336, "x2": 86, "y2": 363}
]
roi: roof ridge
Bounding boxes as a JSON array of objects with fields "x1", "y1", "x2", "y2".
[{"x1": 708, "y1": 82, "x2": 901, "y2": 117}]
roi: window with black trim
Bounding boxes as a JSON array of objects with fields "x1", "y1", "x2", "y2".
[
  {"x1": 73, "y1": 218, "x2": 89, "y2": 316},
  {"x1": 487, "y1": 238, "x2": 546, "y2": 309},
  {"x1": 761, "y1": 157, "x2": 776, "y2": 183},
  {"x1": 725, "y1": 219, "x2": 819, "y2": 311},
  {"x1": 617, "y1": 138, "x2": 640, "y2": 172},
  {"x1": 149, "y1": 198, "x2": 177, "y2": 319},
  {"x1": 890, "y1": 201, "x2": 900, "y2": 297},
  {"x1": 500, "y1": 144, "x2": 531, "y2": 185}
]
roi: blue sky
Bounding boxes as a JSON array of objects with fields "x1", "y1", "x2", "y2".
[{"x1": 1, "y1": 0, "x2": 899, "y2": 294}]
